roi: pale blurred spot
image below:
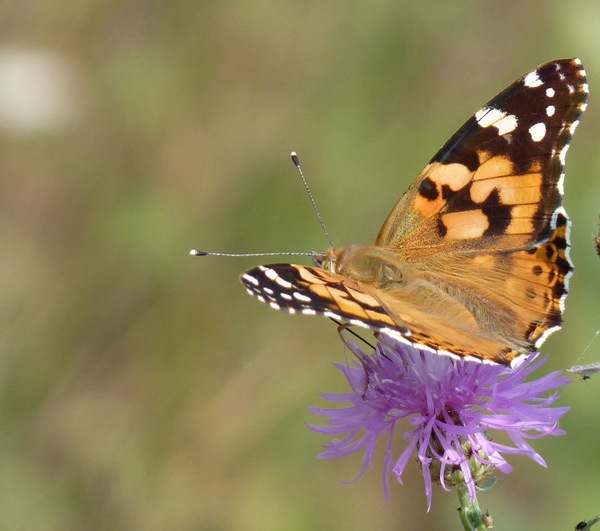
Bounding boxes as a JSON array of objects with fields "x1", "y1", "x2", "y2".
[{"x1": 0, "y1": 47, "x2": 83, "y2": 135}]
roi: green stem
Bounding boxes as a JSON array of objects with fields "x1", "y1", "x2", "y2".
[{"x1": 456, "y1": 487, "x2": 492, "y2": 530}]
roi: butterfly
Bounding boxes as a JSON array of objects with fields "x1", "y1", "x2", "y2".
[{"x1": 240, "y1": 59, "x2": 588, "y2": 365}]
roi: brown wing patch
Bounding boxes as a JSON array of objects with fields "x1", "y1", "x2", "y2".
[
  {"x1": 513, "y1": 211, "x2": 572, "y2": 346},
  {"x1": 412, "y1": 162, "x2": 473, "y2": 218}
]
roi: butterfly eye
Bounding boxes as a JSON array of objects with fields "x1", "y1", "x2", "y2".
[
  {"x1": 382, "y1": 264, "x2": 404, "y2": 285},
  {"x1": 312, "y1": 250, "x2": 337, "y2": 272}
]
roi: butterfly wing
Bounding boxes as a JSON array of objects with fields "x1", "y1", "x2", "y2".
[
  {"x1": 241, "y1": 262, "x2": 521, "y2": 363},
  {"x1": 241, "y1": 263, "x2": 405, "y2": 332},
  {"x1": 376, "y1": 58, "x2": 588, "y2": 255},
  {"x1": 381, "y1": 208, "x2": 573, "y2": 363}
]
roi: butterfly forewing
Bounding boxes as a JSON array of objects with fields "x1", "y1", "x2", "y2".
[
  {"x1": 376, "y1": 58, "x2": 587, "y2": 253},
  {"x1": 240, "y1": 58, "x2": 588, "y2": 365}
]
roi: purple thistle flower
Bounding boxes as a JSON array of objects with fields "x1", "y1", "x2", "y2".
[{"x1": 308, "y1": 339, "x2": 570, "y2": 509}]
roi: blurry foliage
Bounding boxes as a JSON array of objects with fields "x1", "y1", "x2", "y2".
[{"x1": 0, "y1": 1, "x2": 600, "y2": 529}]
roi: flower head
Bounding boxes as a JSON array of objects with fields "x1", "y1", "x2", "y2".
[{"x1": 309, "y1": 339, "x2": 570, "y2": 509}]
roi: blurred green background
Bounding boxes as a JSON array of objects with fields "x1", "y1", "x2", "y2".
[{"x1": 1, "y1": 1, "x2": 600, "y2": 529}]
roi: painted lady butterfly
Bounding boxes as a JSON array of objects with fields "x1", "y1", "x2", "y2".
[{"x1": 241, "y1": 59, "x2": 588, "y2": 365}]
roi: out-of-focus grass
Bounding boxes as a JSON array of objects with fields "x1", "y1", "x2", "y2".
[{"x1": 0, "y1": 2, "x2": 600, "y2": 529}]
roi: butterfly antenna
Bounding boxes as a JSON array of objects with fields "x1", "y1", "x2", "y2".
[
  {"x1": 291, "y1": 151, "x2": 334, "y2": 248},
  {"x1": 190, "y1": 250, "x2": 315, "y2": 258}
]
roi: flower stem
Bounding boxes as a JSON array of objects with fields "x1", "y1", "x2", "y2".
[{"x1": 457, "y1": 487, "x2": 493, "y2": 530}]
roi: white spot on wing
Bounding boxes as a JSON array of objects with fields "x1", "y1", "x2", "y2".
[
  {"x1": 301, "y1": 308, "x2": 316, "y2": 315},
  {"x1": 534, "y1": 325, "x2": 561, "y2": 347},
  {"x1": 528, "y1": 122, "x2": 546, "y2": 142},
  {"x1": 523, "y1": 70, "x2": 543, "y2": 88},
  {"x1": 475, "y1": 107, "x2": 501, "y2": 127},
  {"x1": 293, "y1": 292, "x2": 311, "y2": 303},
  {"x1": 494, "y1": 114, "x2": 518, "y2": 135},
  {"x1": 559, "y1": 143, "x2": 570, "y2": 165},
  {"x1": 269, "y1": 302, "x2": 280, "y2": 310},
  {"x1": 263, "y1": 267, "x2": 293, "y2": 289},
  {"x1": 242, "y1": 273, "x2": 259, "y2": 286},
  {"x1": 557, "y1": 171, "x2": 565, "y2": 195},
  {"x1": 263, "y1": 267, "x2": 276, "y2": 279},
  {"x1": 570, "y1": 119, "x2": 581, "y2": 134},
  {"x1": 349, "y1": 319, "x2": 364, "y2": 327},
  {"x1": 276, "y1": 278, "x2": 293, "y2": 289},
  {"x1": 281, "y1": 293, "x2": 292, "y2": 300},
  {"x1": 546, "y1": 87, "x2": 555, "y2": 97},
  {"x1": 381, "y1": 326, "x2": 411, "y2": 338},
  {"x1": 546, "y1": 105, "x2": 555, "y2": 117},
  {"x1": 475, "y1": 107, "x2": 517, "y2": 135}
]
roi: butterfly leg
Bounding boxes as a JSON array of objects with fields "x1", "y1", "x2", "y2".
[{"x1": 336, "y1": 323, "x2": 374, "y2": 397}]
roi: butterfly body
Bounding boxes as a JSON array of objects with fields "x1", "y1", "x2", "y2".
[{"x1": 241, "y1": 59, "x2": 588, "y2": 365}]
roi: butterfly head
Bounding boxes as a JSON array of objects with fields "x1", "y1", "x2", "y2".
[{"x1": 311, "y1": 247, "x2": 341, "y2": 273}]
